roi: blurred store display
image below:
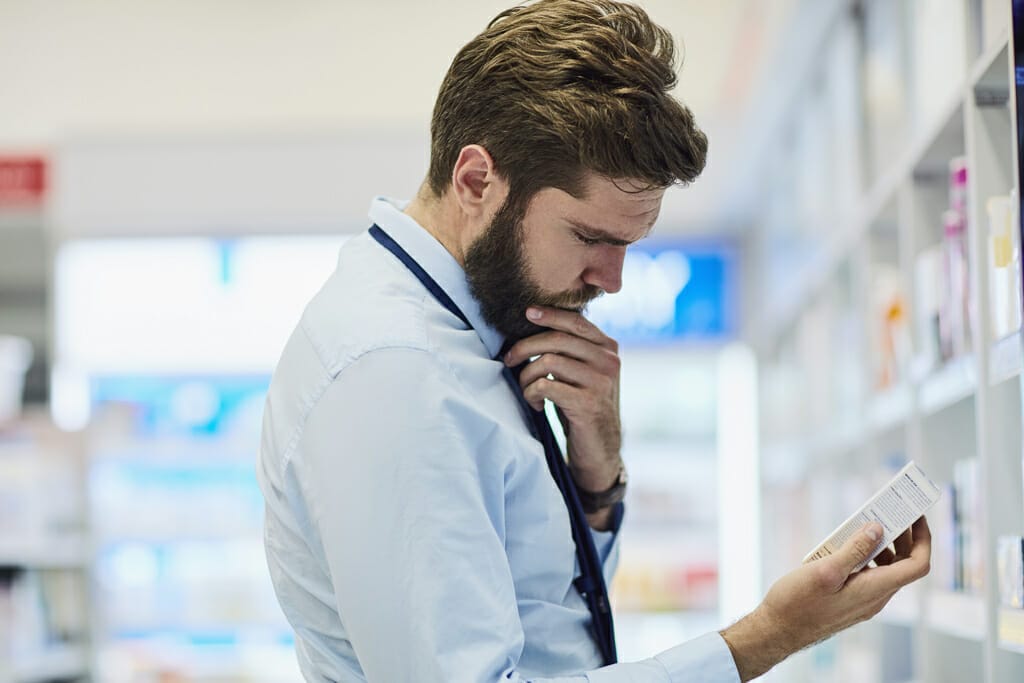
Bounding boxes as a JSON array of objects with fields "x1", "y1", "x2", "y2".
[
  {"x1": 49, "y1": 235, "x2": 347, "y2": 682},
  {"x1": 753, "y1": 0, "x2": 1024, "y2": 681}
]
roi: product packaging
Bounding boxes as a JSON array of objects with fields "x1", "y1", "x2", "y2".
[
  {"x1": 915, "y1": 246, "x2": 945, "y2": 373},
  {"x1": 988, "y1": 192, "x2": 1023, "y2": 340},
  {"x1": 803, "y1": 461, "x2": 941, "y2": 572},
  {"x1": 997, "y1": 535, "x2": 1024, "y2": 609}
]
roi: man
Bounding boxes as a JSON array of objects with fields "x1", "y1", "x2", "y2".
[{"x1": 256, "y1": 1, "x2": 931, "y2": 680}]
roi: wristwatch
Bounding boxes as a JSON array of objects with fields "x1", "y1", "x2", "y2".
[{"x1": 574, "y1": 464, "x2": 628, "y2": 514}]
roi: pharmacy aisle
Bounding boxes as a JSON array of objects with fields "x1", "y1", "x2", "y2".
[{"x1": 750, "y1": 1, "x2": 1024, "y2": 681}]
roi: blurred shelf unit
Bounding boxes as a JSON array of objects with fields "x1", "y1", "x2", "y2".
[
  {"x1": 926, "y1": 590, "x2": 987, "y2": 642},
  {"x1": 79, "y1": 382, "x2": 300, "y2": 683},
  {"x1": 752, "y1": 2, "x2": 1023, "y2": 683},
  {"x1": 7, "y1": 644, "x2": 89, "y2": 683},
  {"x1": 0, "y1": 412, "x2": 92, "y2": 683},
  {"x1": 0, "y1": 537, "x2": 89, "y2": 571}
]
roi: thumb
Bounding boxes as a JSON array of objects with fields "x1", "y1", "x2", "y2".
[{"x1": 831, "y1": 523, "x2": 884, "y2": 576}]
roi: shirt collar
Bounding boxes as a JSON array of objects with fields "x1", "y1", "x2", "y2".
[{"x1": 368, "y1": 196, "x2": 506, "y2": 360}]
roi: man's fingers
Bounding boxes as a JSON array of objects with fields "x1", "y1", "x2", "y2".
[
  {"x1": 893, "y1": 526, "x2": 912, "y2": 558},
  {"x1": 523, "y1": 306, "x2": 614, "y2": 348},
  {"x1": 523, "y1": 375, "x2": 581, "y2": 413},
  {"x1": 518, "y1": 353, "x2": 598, "y2": 390},
  {"x1": 873, "y1": 547, "x2": 896, "y2": 567},
  {"x1": 506, "y1": 331, "x2": 607, "y2": 367},
  {"x1": 871, "y1": 517, "x2": 932, "y2": 591},
  {"x1": 831, "y1": 523, "x2": 884, "y2": 577},
  {"x1": 912, "y1": 515, "x2": 931, "y2": 541}
]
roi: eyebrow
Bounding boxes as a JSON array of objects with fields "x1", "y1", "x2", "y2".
[{"x1": 565, "y1": 218, "x2": 652, "y2": 246}]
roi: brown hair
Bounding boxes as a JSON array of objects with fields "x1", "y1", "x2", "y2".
[{"x1": 427, "y1": 0, "x2": 708, "y2": 211}]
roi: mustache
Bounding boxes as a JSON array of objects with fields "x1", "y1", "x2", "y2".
[{"x1": 538, "y1": 285, "x2": 605, "y2": 311}]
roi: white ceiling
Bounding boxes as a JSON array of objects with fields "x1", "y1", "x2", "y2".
[{"x1": 0, "y1": 0, "x2": 803, "y2": 233}]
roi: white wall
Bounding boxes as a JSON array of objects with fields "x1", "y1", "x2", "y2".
[{"x1": 50, "y1": 131, "x2": 429, "y2": 237}]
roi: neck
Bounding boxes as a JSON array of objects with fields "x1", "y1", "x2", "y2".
[{"x1": 403, "y1": 186, "x2": 469, "y2": 267}]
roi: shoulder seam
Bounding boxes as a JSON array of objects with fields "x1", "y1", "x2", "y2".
[{"x1": 277, "y1": 342, "x2": 448, "y2": 473}]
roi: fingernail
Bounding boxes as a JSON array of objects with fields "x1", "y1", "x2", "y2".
[
  {"x1": 504, "y1": 351, "x2": 513, "y2": 364},
  {"x1": 527, "y1": 308, "x2": 542, "y2": 320},
  {"x1": 865, "y1": 523, "x2": 882, "y2": 542}
]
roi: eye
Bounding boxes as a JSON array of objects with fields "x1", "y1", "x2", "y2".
[{"x1": 574, "y1": 231, "x2": 601, "y2": 246}]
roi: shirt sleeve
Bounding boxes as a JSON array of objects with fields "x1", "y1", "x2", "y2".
[
  {"x1": 591, "y1": 502, "x2": 624, "y2": 588},
  {"x1": 293, "y1": 346, "x2": 740, "y2": 683}
]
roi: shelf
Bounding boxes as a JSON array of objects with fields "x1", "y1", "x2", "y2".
[
  {"x1": 999, "y1": 607, "x2": 1024, "y2": 655},
  {"x1": 989, "y1": 330, "x2": 1023, "y2": 386},
  {"x1": 806, "y1": 416, "x2": 865, "y2": 457},
  {"x1": 910, "y1": 98, "x2": 965, "y2": 181},
  {"x1": 757, "y1": 228, "x2": 861, "y2": 352},
  {"x1": 877, "y1": 587, "x2": 919, "y2": 627},
  {"x1": 926, "y1": 590, "x2": 985, "y2": 641},
  {"x1": 9, "y1": 643, "x2": 89, "y2": 683},
  {"x1": 918, "y1": 356, "x2": 977, "y2": 416},
  {"x1": 0, "y1": 535, "x2": 89, "y2": 569},
  {"x1": 758, "y1": 76, "x2": 969, "y2": 352},
  {"x1": 867, "y1": 384, "x2": 913, "y2": 434},
  {"x1": 970, "y1": 29, "x2": 1011, "y2": 105}
]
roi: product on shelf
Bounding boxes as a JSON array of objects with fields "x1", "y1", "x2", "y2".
[
  {"x1": 0, "y1": 335, "x2": 32, "y2": 427},
  {"x1": 929, "y1": 481, "x2": 957, "y2": 590},
  {"x1": 872, "y1": 266, "x2": 912, "y2": 389},
  {"x1": 941, "y1": 219, "x2": 971, "y2": 360},
  {"x1": 942, "y1": 157, "x2": 972, "y2": 359},
  {"x1": 987, "y1": 191, "x2": 1023, "y2": 340},
  {"x1": 0, "y1": 428, "x2": 85, "y2": 542},
  {"x1": 0, "y1": 568, "x2": 88, "y2": 667},
  {"x1": 914, "y1": 157, "x2": 976, "y2": 369},
  {"x1": 927, "y1": 459, "x2": 986, "y2": 595},
  {"x1": 953, "y1": 457, "x2": 984, "y2": 594},
  {"x1": 914, "y1": 245, "x2": 944, "y2": 373},
  {"x1": 998, "y1": 536, "x2": 1024, "y2": 609},
  {"x1": 611, "y1": 560, "x2": 718, "y2": 612},
  {"x1": 948, "y1": 156, "x2": 968, "y2": 216}
]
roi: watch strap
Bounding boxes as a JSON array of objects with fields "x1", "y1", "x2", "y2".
[{"x1": 575, "y1": 465, "x2": 627, "y2": 514}]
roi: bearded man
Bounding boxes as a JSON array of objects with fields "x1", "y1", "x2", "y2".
[{"x1": 256, "y1": 1, "x2": 931, "y2": 681}]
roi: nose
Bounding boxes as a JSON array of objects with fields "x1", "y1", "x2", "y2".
[{"x1": 582, "y1": 245, "x2": 626, "y2": 294}]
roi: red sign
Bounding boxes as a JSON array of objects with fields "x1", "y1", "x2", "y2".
[{"x1": 0, "y1": 157, "x2": 46, "y2": 205}]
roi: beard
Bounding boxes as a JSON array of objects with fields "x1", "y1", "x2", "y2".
[{"x1": 464, "y1": 197, "x2": 604, "y2": 343}]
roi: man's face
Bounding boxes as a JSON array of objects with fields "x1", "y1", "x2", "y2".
[{"x1": 465, "y1": 173, "x2": 664, "y2": 342}]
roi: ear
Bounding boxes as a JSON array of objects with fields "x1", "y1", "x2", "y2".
[{"x1": 450, "y1": 144, "x2": 509, "y2": 218}]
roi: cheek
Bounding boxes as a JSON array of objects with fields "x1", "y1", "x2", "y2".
[{"x1": 523, "y1": 235, "x2": 586, "y2": 290}]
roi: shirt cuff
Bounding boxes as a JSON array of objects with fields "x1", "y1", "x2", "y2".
[
  {"x1": 654, "y1": 632, "x2": 741, "y2": 683},
  {"x1": 589, "y1": 501, "x2": 624, "y2": 560}
]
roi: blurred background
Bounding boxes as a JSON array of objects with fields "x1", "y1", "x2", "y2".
[{"x1": 1, "y1": 0, "x2": 1023, "y2": 682}]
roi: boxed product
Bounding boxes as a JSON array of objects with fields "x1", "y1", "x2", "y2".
[{"x1": 998, "y1": 536, "x2": 1024, "y2": 609}]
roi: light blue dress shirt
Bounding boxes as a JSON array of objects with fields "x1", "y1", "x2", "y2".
[{"x1": 256, "y1": 197, "x2": 741, "y2": 682}]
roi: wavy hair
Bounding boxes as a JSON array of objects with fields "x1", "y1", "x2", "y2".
[{"x1": 427, "y1": 0, "x2": 708, "y2": 210}]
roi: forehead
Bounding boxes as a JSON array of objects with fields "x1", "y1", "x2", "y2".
[{"x1": 527, "y1": 173, "x2": 665, "y2": 237}]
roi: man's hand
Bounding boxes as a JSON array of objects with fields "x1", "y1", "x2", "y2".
[
  {"x1": 503, "y1": 305, "x2": 622, "y2": 530},
  {"x1": 721, "y1": 517, "x2": 932, "y2": 681}
]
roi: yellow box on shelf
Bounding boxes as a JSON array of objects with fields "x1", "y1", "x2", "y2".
[{"x1": 998, "y1": 607, "x2": 1024, "y2": 655}]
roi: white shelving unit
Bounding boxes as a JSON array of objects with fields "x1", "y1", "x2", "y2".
[
  {"x1": 0, "y1": 537, "x2": 89, "y2": 571},
  {"x1": 9, "y1": 644, "x2": 90, "y2": 683},
  {"x1": 0, "y1": 414, "x2": 93, "y2": 683},
  {"x1": 753, "y1": 1, "x2": 1023, "y2": 682}
]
